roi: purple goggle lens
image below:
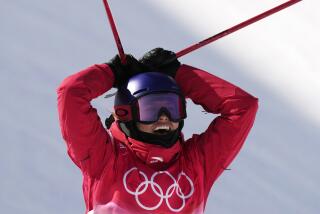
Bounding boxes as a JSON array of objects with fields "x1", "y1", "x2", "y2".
[{"x1": 136, "y1": 93, "x2": 185, "y2": 123}]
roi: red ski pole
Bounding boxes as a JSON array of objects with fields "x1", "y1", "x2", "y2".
[
  {"x1": 102, "y1": 0, "x2": 126, "y2": 64},
  {"x1": 176, "y1": 0, "x2": 302, "y2": 58}
]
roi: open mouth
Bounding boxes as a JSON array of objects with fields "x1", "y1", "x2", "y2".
[{"x1": 153, "y1": 125, "x2": 170, "y2": 135}]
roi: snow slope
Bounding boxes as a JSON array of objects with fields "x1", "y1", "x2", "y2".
[{"x1": 0, "y1": 0, "x2": 319, "y2": 213}]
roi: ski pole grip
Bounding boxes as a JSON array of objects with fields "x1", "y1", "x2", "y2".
[{"x1": 160, "y1": 56, "x2": 178, "y2": 67}]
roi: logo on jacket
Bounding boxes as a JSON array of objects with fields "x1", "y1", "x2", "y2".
[
  {"x1": 123, "y1": 167, "x2": 194, "y2": 212},
  {"x1": 150, "y1": 156, "x2": 164, "y2": 163}
]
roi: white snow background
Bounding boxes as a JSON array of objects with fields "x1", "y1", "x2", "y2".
[{"x1": 1, "y1": 0, "x2": 319, "y2": 213}]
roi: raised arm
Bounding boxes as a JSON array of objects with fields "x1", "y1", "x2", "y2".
[
  {"x1": 57, "y1": 64, "x2": 114, "y2": 177},
  {"x1": 176, "y1": 65, "x2": 258, "y2": 187}
]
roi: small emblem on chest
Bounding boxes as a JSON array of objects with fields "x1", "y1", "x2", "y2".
[
  {"x1": 118, "y1": 143, "x2": 128, "y2": 155},
  {"x1": 150, "y1": 156, "x2": 164, "y2": 163}
]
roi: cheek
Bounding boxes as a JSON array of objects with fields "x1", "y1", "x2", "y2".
[
  {"x1": 136, "y1": 123, "x2": 154, "y2": 133},
  {"x1": 172, "y1": 122, "x2": 179, "y2": 130}
]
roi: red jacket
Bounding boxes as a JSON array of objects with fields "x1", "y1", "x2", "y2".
[{"x1": 57, "y1": 64, "x2": 258, "y2": 214}]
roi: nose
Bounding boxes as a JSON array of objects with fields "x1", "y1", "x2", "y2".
[{"x1": 158, "y1": 113, "x2": 169, "y2": 122}]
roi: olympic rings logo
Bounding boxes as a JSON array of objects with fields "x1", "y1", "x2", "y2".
[{"x1": 123, "y1": 167, "x2": 194, "y2": 212}]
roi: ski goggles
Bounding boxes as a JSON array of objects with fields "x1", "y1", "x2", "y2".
[{"x1": 134, "y1": 93, "x2": 186, "y2": 124}]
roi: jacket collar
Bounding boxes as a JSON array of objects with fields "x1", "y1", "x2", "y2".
[{"x1": 109, "y1": 122, "x2": 182, "y2": 168}]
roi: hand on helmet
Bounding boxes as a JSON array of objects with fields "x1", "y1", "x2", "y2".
[
  {"x1": 107, "y1": 48, "x2": 180, "y2": 87},
  {"x1": 139, "y1": 48, "x2": 181, "y2": 78},
  {"x1": 107, "y1": 54, "x2": 147, "y2": 88}
]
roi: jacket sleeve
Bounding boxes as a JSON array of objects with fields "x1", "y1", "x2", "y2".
[
  {"x1": 175, "y1": 64, "x2": 258, "y2": 187},
  {"x1": 57, "y1": 64, "x2": 115, "y2": 178}
]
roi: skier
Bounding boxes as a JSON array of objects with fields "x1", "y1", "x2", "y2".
[{"x1": 57, "y1": 48, "x2": 258, "y2": 213}]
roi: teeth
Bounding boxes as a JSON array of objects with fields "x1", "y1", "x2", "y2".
[{"x1": 154, "y1": 125, "x2": 170, "y2": 131}]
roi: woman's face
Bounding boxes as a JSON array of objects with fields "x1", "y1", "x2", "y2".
[{"x1": 136, "y1": 113, "x2": 179, "y2": 135}]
